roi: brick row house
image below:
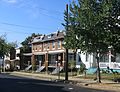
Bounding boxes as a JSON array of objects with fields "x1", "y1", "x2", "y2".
[{"x1": 29, "y1": 31, "x2": 75, "y2": 72}]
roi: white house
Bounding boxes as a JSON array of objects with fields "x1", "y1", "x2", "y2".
[
  {"x1": 76, "y1": 49, "x2": 120, "y2": 71},
  {"x1": 76, "y1": 49, "x2": 96, "y2": 69},
  {"x1": 4, "y1": 47, "x2": 20, "y2": 70}
]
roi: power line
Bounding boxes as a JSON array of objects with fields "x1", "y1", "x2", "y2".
[
  {"x1": 0, "y1": 28, "x2": 38, "y2": 34},
  {"x1": 0, "y1": 29, "x2": 32, "y2": 34},
  {"x1": 38, "y1": 12, "x2": 64, "y2": 22},
  {"x1": 19, "y1": 1, "x2": 64, "y2": 21},
  {"x1": 20, "y1": 0, "x2": 64, "y2": 15},
  {"x1": 0, "y1": 22, "x2": 56, "y2": 31},
  {"x1": 38, "y1": 7, "x2": 63, "y2": 15},
  {"x1": 0, "y1": 26, "x2": 64, "y2": 35}
]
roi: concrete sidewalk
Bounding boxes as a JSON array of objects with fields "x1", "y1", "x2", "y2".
[
  {"x1": 7, "y1": 71, "x2": 97, "y2": 82},
  {"x1": 6, "y1": 71, "x2": 120, "y2": 92},
  {"x1": 7, "y1": 71, "x2": 115, "y2": 83}
]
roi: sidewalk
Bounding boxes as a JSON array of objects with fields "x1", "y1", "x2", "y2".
[
  {"x1": 7, "y1": 71, "x2": 98, "y2": 83},
  {"x1": 7, "y1": 71, "x2": 120, "y2": 92}
]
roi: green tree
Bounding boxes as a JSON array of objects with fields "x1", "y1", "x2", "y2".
[
  {"x1": 21, "y1": 33, "x2": 42, "y2": 53},
  {"x1": 68, "y1": 60, "x2": 76, "y2": 76},
  {"x1": 0, "y1": 35, "x2": 13, "y2": 58},
  {"x1": 63, "y1": 0, "x2": 120, "y2": 83},
  {"x1": 20, "y1": 33, "x2": 42, "y2": 69},
  {"x1": 104, "y1": 0, "x2": 120, "y2": 55}
]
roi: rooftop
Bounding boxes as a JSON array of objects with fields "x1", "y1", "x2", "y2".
[{"x1": 32, "y1": 30, "x2": 65, "y2": 43}]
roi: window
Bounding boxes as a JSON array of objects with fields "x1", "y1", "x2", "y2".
[
  {"x1": 68, "y1": 54, "x2": 74, "y2": 61},
  {"x1": 116, "y1": 53, "x2": 120, "y2": 63},
  {"x1": 47, "y1": 42, "x2": 49, "y2": 49},
  {"x1": 61, "y1": 40, "x2": 64, "y2": 49},
  {"x1": 100, "y1": 54, "x2": 109, "y2": 62},
  {"x1": 44, "y1": 43, "x2": 47, "y2": 50},
  {"x1": 39, "y1": 45, "x2": 41, "y2": 51},
  {"x1": 57, "y1": 41, "x2": 61, "y2": 48},
  {"x1": 48, "y1": 35, "x2": 51, "y2": 38},
  {"x1": 32, "y1": 45, "x2": 36, "y2": 51},
  {"x1": 32, "y1": 46, "x2": 34, "y2": 50},
  {"x1": 35, "y1": 46, "x2": 37, "y2": 51},
  {"x1": 62, "y1": 40, "x2": 64, "y2": 45},
  {"x1": 52, "y1": 41, "x2": 55, "y2": 49}
]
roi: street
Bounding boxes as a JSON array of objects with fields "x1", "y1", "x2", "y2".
[{"x1": 0, "y1": 73, "x2": 113, "y2": 92}]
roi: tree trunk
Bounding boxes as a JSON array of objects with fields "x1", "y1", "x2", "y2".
[{"x1": 96, "y1": 52, "x2": 101, "y2": 83}]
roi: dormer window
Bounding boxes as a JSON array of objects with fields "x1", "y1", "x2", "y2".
[{"x1": 48, "y1": 35, "x2": 51, "y2": 38}]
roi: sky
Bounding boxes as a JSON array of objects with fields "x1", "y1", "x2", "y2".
[{"x1": 0, "y1": 0, "x2": 71, "y2": 45}]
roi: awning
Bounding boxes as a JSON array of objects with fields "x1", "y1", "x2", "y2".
[
  {"x1": 48, "y1": 50, "x2": 65, "y2": 54},
  {"x1": 33, "y1": 52, "x2": 46, "y2": 55},
  {"x1": 23, "y1": 53, "x2": 32, "y2": 56},
  {"x1": 23, "y1": 52, "x2": 46, "y2": 56}
]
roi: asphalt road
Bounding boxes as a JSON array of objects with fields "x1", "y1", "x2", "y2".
[{"x1": 0, "y1": 73, "x2": 113, "y2": 92}]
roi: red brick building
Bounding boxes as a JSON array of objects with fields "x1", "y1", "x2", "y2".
[{"x1": 31, "y1": 31, "x2": 67, "y2": 69}]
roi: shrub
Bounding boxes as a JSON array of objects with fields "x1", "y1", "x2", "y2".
[{"x1": 79, "y1": 62, "x2": 86, "y2": 73}]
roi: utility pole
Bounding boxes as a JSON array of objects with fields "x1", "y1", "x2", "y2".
[{"x1": 65, "y1": 4, "x2": 69, "y2": 81}]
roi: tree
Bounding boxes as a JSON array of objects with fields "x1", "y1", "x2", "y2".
[
  {"x1": 63, "y1": 0, "x2": 120, "y2": 83},
  {"x1": 0, "y1": 34, "x2": 17, "y2": 71},
  {"x1": 21, "y1": 33, "x2": 41, "y2": 53},
  {"x1": 20, "y1": 33, "x2": 42, "y2": 69},
  {"x1": 0, "y1": 34, "x2": 13, "y2": 58},
  {"x1": 68, "y1": 60, "x2": 76, "y2": 76},
  {"x1": 104, "y1": 0, "x2": 120, "y2": 56}
]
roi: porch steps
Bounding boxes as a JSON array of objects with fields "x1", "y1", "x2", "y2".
[
  {"x1": 25, "y1": 65, "x2": 32, "y2": 71},
  {"x1": 36, "y1": 66, "x2": 45, "y2": 72},
  {"x1": 86, "y1": 67, "x2": 97, "y2": 74},
  {"x1": 51, "y1": 67, "x2": 63, "y2": 74}
]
